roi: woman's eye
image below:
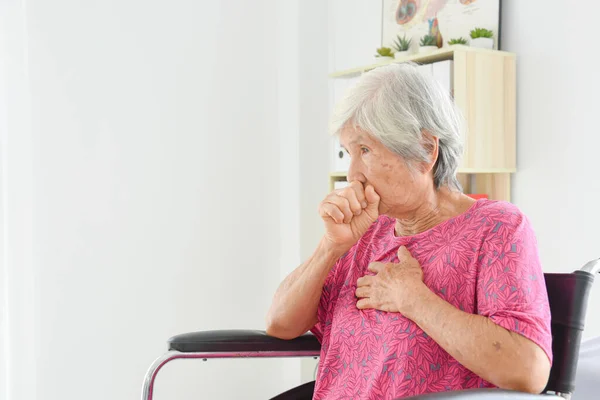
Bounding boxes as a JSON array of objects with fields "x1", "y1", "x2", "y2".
[{"x1": 360, "y1": 147, "x2": 369, "y2": 154}]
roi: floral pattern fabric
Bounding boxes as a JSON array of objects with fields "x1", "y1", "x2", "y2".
[{"x1": 310, "y1": 199, "x2": 553, "y2": 399}]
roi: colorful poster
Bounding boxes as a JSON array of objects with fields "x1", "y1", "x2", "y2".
[{"x1": 381, "y1": 0, "x2": 501, "y2": 51}]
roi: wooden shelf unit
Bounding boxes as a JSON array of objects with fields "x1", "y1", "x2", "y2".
[{"x1": 328, "y1": 46, "x2": 516, "y2": 202}]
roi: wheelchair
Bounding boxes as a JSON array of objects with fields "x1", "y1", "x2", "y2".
[{"x1": 142, "y1": 259, "x2": 599, "y2": 399}]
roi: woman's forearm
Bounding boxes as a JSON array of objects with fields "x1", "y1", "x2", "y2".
[
  {"x1": 265, "y1": 238, "x2": 343, "y2": 340},
  {"x1": 404, "y1": 287, "x2": 551, "y2": 393}
]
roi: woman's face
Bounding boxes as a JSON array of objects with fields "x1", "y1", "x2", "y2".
[{"x1": 339, "y1": 125, "x2": 436, "y2": 218}]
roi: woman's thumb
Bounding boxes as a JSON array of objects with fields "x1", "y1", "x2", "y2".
[{"x1": 365, "y1": 185, "x2": 380, "y2": 212}]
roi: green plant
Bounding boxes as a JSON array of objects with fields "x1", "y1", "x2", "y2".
[
  {"x1": 392, "y1": 34, "x2": 412, "y2": 52},
  {"x1": 448, "y1": 37, "x2": 468, "y2": 45},
  {"x1": 375, "y1": 47, "x2": 394, "y2": 57},
  {"x1": 419, "y1": 35, "x2": 436, "y2": 46},
  {"x1": 470, "y1": 27, "x2": 493, "y2": 39}
]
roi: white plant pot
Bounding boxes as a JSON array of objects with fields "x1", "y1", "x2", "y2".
[
  {"x1": 374, "y1": 56, "x2": 393, "y2": 63},
  {"x1": 394, "y1": 51, "x2": 409, "y2": 60},
  {"x1": 419, "y1": 46, "x2": 438, "y2": 54},
  {"x1": 470, "y1": 37, "x2": 493, "y2": 49}
]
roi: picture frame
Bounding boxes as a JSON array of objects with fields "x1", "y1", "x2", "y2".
[{"x1": 381, "y1": 0, "x2": 503, "y2": 52}]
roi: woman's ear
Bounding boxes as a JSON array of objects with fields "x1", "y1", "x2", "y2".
[{"x1": 420, "y1": 130, "x2": 439, "y2": 173}]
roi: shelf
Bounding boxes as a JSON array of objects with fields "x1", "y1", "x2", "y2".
[
  {"x1": 329, "y1": 171, "x2": 350, "y2": 178},
  {"x1": 328, "y1": 45, "x2": 515, "y2": 78}
]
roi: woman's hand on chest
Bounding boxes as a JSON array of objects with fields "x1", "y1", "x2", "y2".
[{"x1": 355, "y1": 246, "x2": 431, "y2": 318}]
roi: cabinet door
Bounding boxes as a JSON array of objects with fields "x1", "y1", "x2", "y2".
[{"x1": 453, "y1": 50, "x2": 516, "y2": 171}]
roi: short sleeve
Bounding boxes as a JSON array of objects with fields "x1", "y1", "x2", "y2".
[{"x1": 476, "y1": 207, "x2": 553, "y2": 362}]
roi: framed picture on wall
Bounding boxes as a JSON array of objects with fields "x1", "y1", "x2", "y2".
[{"x1": 381, "y1": 0, "x2": 502, "y2": 52}]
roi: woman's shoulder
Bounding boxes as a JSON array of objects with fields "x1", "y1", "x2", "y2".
[
  {"x1": 469, "y1": 199, "x2": 536, "y2": 244},
  {"x1": 473, "y1": 198, "x2": 524, "y2": 214},
  {"x1": 470, "y1": 199, "x2": 529, "y2": 226}
]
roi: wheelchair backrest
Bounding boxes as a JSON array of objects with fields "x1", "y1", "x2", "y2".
[{"x1": 543, "y1": 271, "x2": 595, "y2": 396}]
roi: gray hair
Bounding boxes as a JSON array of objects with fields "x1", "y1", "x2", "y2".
[{"x1": 330, "y1": 62, "x2": 465, "y2": 191}]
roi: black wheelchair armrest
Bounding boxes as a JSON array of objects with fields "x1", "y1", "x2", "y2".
[
  {"x1": 167, "y1": 329, "x2": 321, "y2": 353},
  {"x1": 407, "y1": 389, "x2": 560, "y2": 399}
]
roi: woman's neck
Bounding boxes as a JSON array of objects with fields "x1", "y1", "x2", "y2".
[{"x1": 392, "y1": 188, "x2": 474, "y2": 237}]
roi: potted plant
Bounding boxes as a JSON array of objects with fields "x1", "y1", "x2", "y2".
[
  {"x1": 374, "y1": 47, "x2": 394, "y2": 62},
  {"x1": 392, "y1": 34, "x2": 412, "y2": 59},
  {"x1": 469, "y1": 28, "x2": 493, "y2": 49},
  {"x1": 448, "y1": 37, "x2": 468, "y2": 46},
  {"x1": 419, "y1": 35, "x2": 437, "y2": 53}
]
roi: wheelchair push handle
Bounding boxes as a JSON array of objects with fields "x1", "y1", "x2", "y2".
[{"x1": 580, "y1": 258, "x2": 600, "y2": 275}]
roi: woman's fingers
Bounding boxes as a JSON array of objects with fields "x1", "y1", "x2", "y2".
[
  {"x1": 323, "y1": 195, "x2": 353, "y2": 223},
  {"x1": 356, "y1": 298, "x2": 373, "y2": 310},
  {"x1": 319, "y1": 203, "x2": 345, "y2": 224},
  {"x1": 347, "y1": 181, "x2": 368, "y2": 209},
  {"x1": 365, "y1": 184, "x2": 380, "y2": 206},
  {"x1": 320, "y1": 181, "x2": 375, "y2": 225},
  {"x1": 356, "y1": 275, "x2": 374, "y2": 287},
  {"x1": 335, "y1": 181, "x2": 367, "y2": 217},
  {"x1": 336, "y1": 188, "x2": 363, "y2": 216},
  {"x1": 355, "y1": 286, "x2": 370, "y2": 298}
]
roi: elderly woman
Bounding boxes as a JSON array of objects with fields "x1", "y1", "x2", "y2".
[{"x1": 266, "y1": 62, "x2": 552, "y2": 399}]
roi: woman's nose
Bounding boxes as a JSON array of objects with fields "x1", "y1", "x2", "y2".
[{"x1": 347, "y1": 161, "x2": 366, "y2": 184}]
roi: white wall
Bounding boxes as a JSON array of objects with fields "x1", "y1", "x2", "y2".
[
  {"x1": 501, "y1": 0, "x2": 600, "y2": 340},
  {"x1": 0, "y1": 1, "x2": 37, "y2": 399},
  {"x1": 1, "y1": 0, "x2": 305, "y2": 399},
  {"x1": 295, "y1": 0, "x2": 332, "y2": 383},
  {"x1": 328, "y1": 0, "x2": 383, "y2": 73},
  {"x1": 298, "y1": 1, "x2": 331, "y2": 260}
]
